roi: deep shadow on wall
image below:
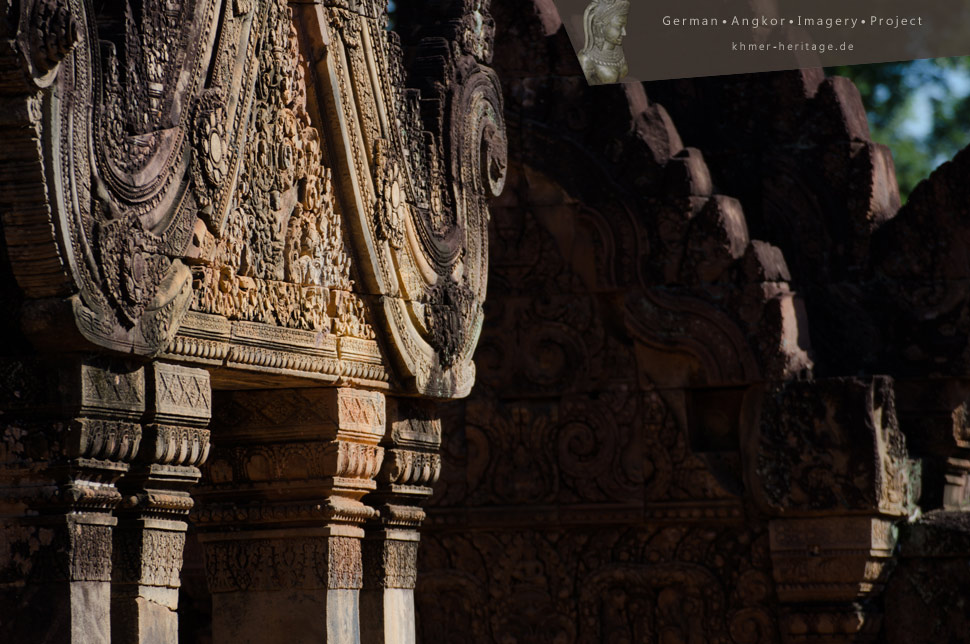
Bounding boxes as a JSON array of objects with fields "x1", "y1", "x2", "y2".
[{"x1": 414, "y1": 1, "x2": 970, "y2": 642}]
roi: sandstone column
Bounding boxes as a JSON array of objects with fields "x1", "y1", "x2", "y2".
[
  {"x1": 360, "y1": 398, "x2": 441, "y2": 644},
  {"x1": 0, "y1": 357, "x2": 144, "y2": 644},
  {"x1": 195, "y1": 387, "x2": 385, "y2": 644},
  {"x1": 112, "y1": 362, "x2": 211, "y2": 643}
]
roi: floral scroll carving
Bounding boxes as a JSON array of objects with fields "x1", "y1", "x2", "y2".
[
  {"x1": 304, "y1": 0, "x2": 508, "y2": 397},
  {"x1": 0, "y1": 0, "x2": 502, "y2": 398}
]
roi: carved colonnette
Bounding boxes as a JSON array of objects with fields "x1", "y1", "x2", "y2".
[
  {"x1": 359, "y1": 397, "x2": 440, "y2": 644},
  {"x1": 0, "y1": 358, "x2": 212, "y2": 644},
  {"x1": 112, "y1": 363, "x2": 211, "y2": 643}
]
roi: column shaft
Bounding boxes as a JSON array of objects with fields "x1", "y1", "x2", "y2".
[
  {"x1": 360, "y1": 398, "x2": 440, "y2": 644},
  {"x1": 195, "y1": 387, "x2": 385, "y2": 644}
]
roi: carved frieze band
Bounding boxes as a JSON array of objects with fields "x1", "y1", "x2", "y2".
[
  {"x1": 16, "y1": 518, "x2": 118, "y2": 584},
  {"x1": 113, "y1": 525, "x2": 187, "y2": 588},
  {"x1": 202, "y1": 535, "x2": 362, "y2": 592}
]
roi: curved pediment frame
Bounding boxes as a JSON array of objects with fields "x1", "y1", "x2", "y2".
[{"x1": 0, "y1": 0, "x2": 505, "y2": 398}]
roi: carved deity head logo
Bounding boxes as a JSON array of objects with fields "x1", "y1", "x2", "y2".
[{"x1": 578, "y1": 0, "x2": 630, "y2": 85}]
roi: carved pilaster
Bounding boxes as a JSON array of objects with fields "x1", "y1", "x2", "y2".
[
  {"x1": 361, "y1": 397, "x2": 440, "y2": 644},
  {"x1": 195, "y1": 387, "x2": 385, "y2": 644},
  {"x1": 744, "y1": 377, "x2": 920, "y2": 643},
  {"x1": 0, "y1": 357, "x2": 144, "y2": 644},
  {"x1": 112, "y1": 362, "x2": 211, "y2": 644}
]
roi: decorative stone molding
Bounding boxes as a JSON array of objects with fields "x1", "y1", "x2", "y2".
[{"x1": 203, "y1": 535, "x2": 363, "y2": 593}]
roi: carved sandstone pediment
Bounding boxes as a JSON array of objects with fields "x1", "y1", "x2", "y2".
[{"x1": 0, "y1": 0, "x2": 505, "y2": 397}]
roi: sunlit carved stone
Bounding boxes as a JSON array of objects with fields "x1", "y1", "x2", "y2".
[{"x1": 0, "y1": 0, "x2": 501, "y2": 640}]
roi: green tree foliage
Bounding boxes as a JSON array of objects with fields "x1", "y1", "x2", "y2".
[{"x1": 828, "y1": 58, "x2": 970, "y2": 202}]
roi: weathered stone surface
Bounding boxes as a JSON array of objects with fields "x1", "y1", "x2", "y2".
[
  {"x1": 5, "y1": 0, "x2": 970, "y2": 640},
  {"x1": 0, "y1": 0, "x2": 501, "y2": 640},
  {"x1": 413, "y1": 2, "x2": 970, "y2": 644}
]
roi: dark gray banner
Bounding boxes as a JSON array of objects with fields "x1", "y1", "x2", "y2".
[{"x1": 554, "y1": 0, "x2": 970, "y2": 83}]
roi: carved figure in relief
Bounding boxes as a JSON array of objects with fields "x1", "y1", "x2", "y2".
[
  {"x1": 190, "y1": 0, "x2": 370, "y2": 337},
  {"x1": 577, "y1": 0, "x2": 630, "y2": 84}
]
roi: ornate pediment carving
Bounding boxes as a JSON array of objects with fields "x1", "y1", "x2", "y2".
[{"x1": 0, "y1": 0, "x2": 505, "y2": 397}]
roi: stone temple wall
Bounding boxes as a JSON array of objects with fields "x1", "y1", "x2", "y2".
[
  {"x1": 2, "y1": 0, "x2": 970, "y2": 642},
  {"x1": 0, "y1": 0, "x2": 505, "y2": 641},
  {"x1": 415, "y1": 1, "x2": 970, "y2": 643}
]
